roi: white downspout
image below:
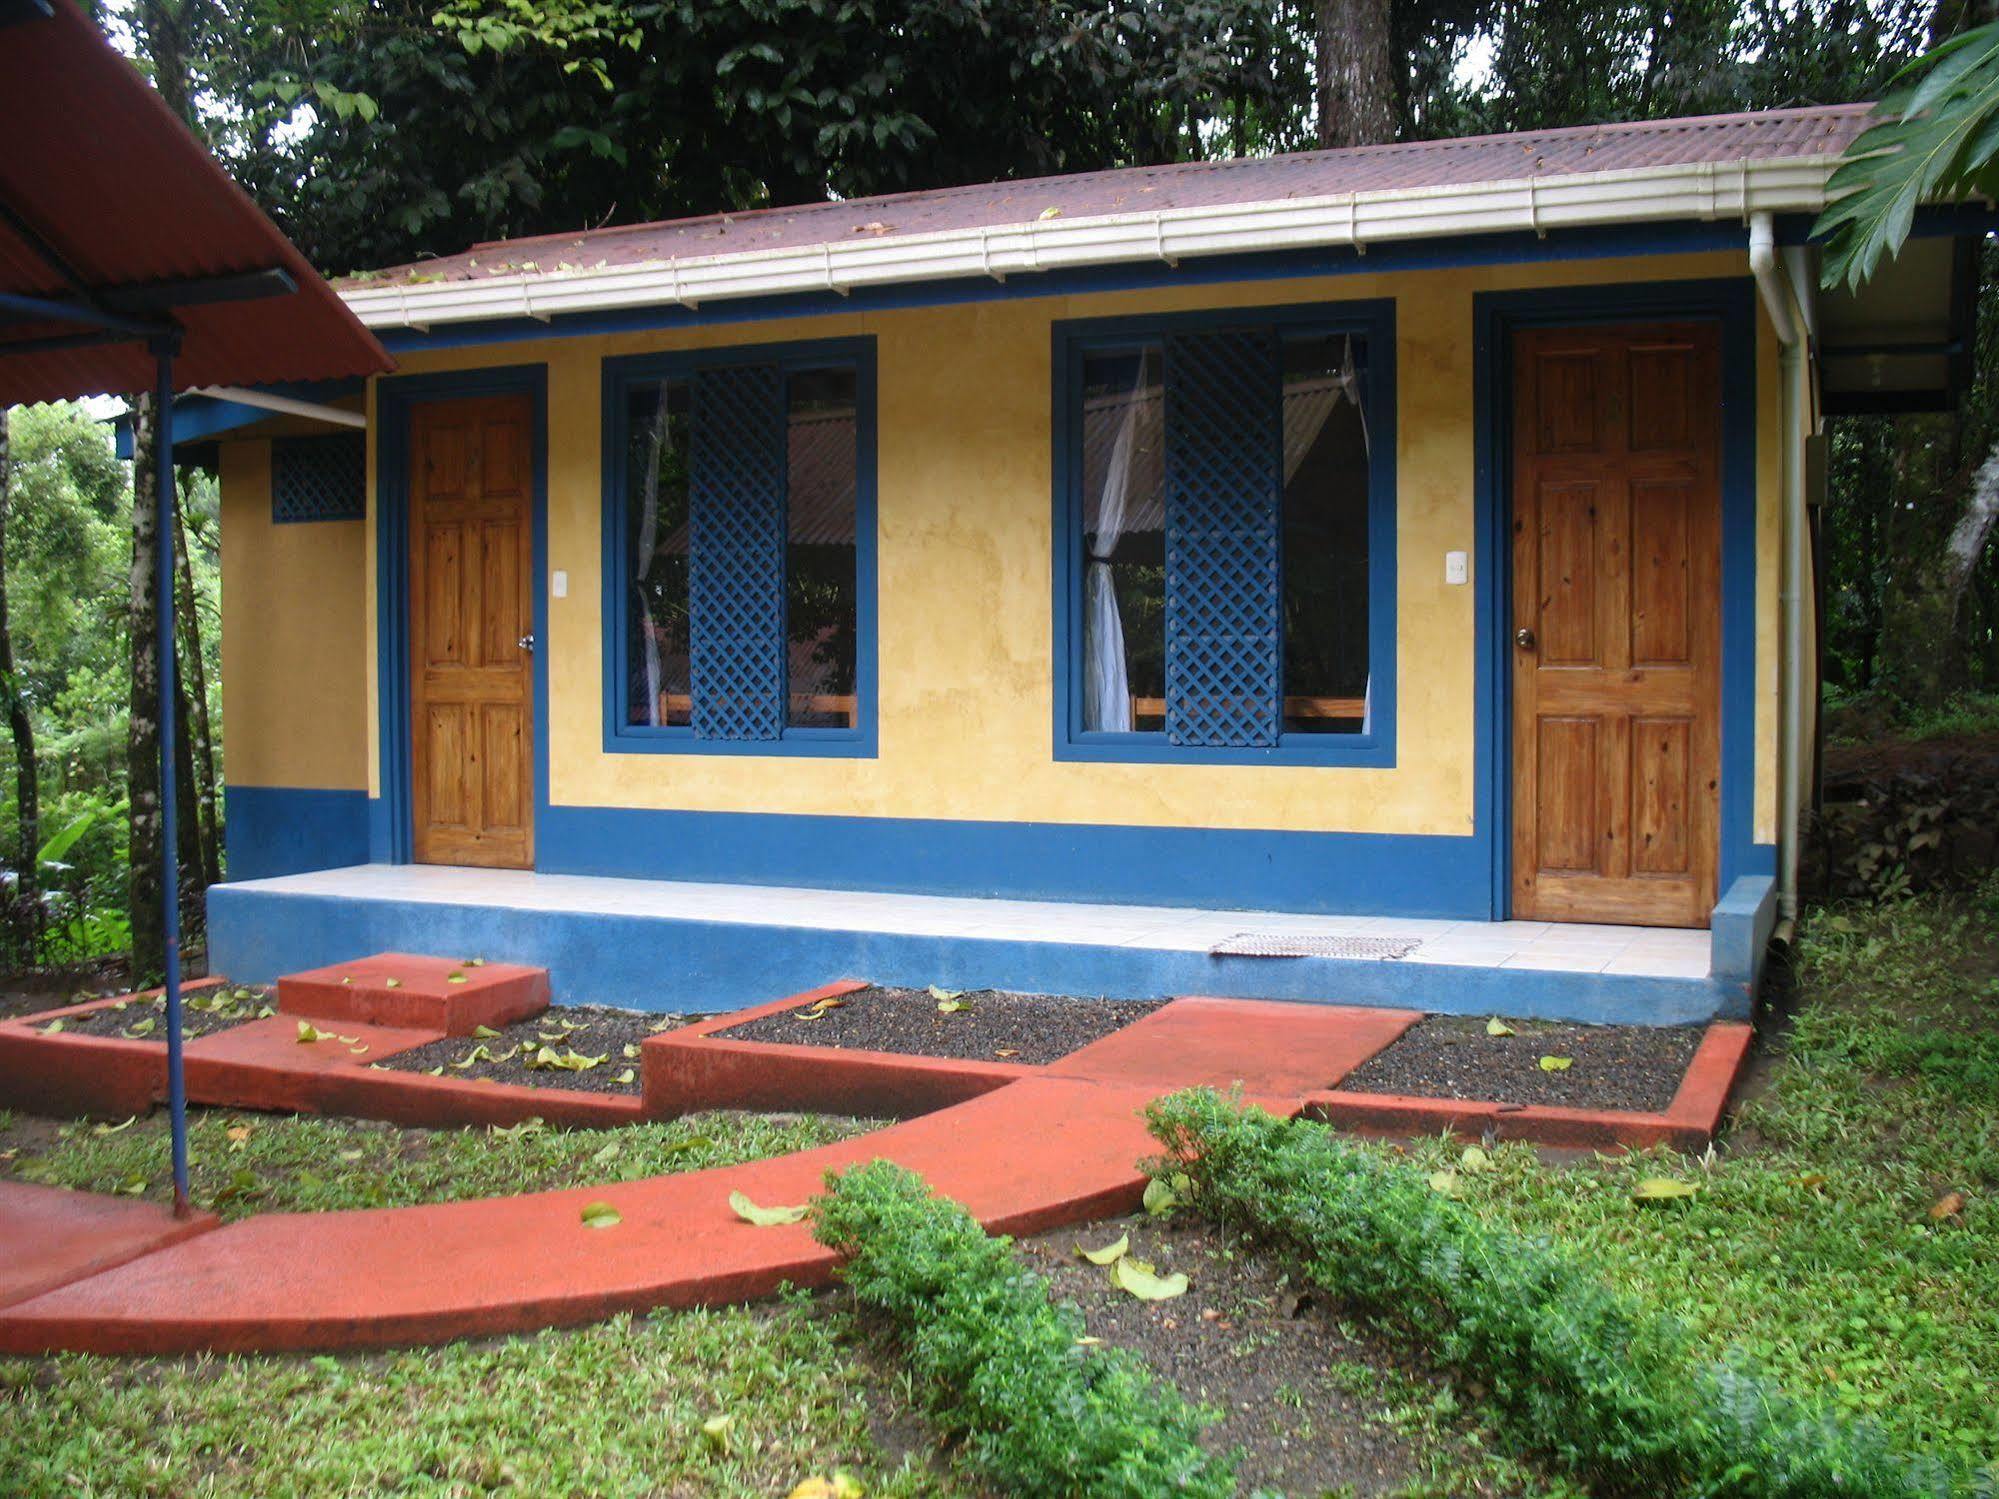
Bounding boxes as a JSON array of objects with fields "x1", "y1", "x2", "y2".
[{"x1": 1748, "y1": 211, "x2": 1806, "y2": 934}]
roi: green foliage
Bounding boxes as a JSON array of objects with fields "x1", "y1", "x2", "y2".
[
  {"x1": 1819, "y1": 20, "x2": 1999, "y2": 291},
  {"x1": 1145, "y1": 1090, "x2": 1970, "y2": 1497},
  {"x1": 813, "y1": 1159, "x2": 1234, "y2": 1499},
  {"x1": 0, "y1": 1306, "x2": 959, "y2": 1498},
  {"x1": 3, "y1": 1107, "x2": 872, "y2": 1219}
]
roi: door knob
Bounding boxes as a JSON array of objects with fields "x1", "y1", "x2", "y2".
[
  {"x1": 518, "y1": 633, "x2": 536, "y2": 654},
  {"x1": 1514, "y1": 627, "x2": 1536, "y2": 651}
]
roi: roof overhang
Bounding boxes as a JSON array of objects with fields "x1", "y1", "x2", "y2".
[
  {"x1": 0, "y1": 0, "x2": 393, "y2": 403},
  {"x1": 1817, "y1": 234, "x2": 1977, "y2": 415},
  {"x1": 341, "y1": 156, "x2": 1845, "y2": 332}
]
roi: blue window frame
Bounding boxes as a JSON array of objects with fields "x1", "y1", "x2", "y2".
[
  {"x1": 601, "y1": 338, "x2": 877, "y2": 757},
  {"x1": 1052, "y1": 299, "x2": 1397, "y2": 767}
]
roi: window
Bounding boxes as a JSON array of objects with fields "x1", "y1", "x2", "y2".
[
  {"x1": 1057, "y1": 303, "x2": 1394, "y2": 765},
  {"x1": 604, "y1": 341, "x2": 875, "y2": 754},
  {"x1": 272, "y1": 433, "x2": 366, "y2": 523}
]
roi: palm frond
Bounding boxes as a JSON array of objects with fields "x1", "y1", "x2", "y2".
[{"x1": 1815, "y1": 21, "x2": 1999, "y2": 291}]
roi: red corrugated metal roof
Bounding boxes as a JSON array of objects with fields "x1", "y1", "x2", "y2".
[
  {"x1": 0, "y1": 1, "x2": 392, "y2": 404},
  {"x1": 348, "y1": 104, "x2": 1873, "y2": 288}
]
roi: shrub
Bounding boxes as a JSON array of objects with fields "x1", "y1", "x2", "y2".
[
  {"x1": 1146, "y1": 1089, "x2": 1966, "y2": 1499},
  {"x1": 812, "y1": 1159, "x2": 1233, "y2": 1498}
]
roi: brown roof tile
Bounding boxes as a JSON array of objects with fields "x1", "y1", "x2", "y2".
[{"x1": 347, "y1": 104, "x2": 1872, "y2": 288}]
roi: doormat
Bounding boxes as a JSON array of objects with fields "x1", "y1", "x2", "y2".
[{"x1": 1210, "y1": 933, "x2": 1422, "y2": 960}]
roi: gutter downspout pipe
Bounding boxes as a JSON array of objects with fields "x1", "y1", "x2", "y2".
[{"x1": 1749, "y1": 211, "x2": 1806, "y2": 935}]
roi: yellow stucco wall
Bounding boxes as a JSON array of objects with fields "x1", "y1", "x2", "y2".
[
  {"x1": 217, "y1": 439, "x2": 371, "y2": 791},
  {"x1": 228, "y1": 248, "x2": 1788, "y2": 846}
]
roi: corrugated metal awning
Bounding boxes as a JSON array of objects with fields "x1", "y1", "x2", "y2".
[{"x1": 0, "y1": 0, "x2": 393, "y2": 404}]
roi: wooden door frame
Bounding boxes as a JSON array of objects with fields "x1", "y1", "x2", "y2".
[
  {"x1": 372, "y1": 364, "x2": 548, "y2": 867},
  {"x1": 1473, "y1": 279, "x2": 1762, "y2": 924}
]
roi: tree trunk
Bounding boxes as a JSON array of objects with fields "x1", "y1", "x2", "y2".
[
  {"x1": 173, "y1": 484, "x2": 221, "y2": 888},
  {"x1": 126, "y1": 395, "x2": 165, "y2": 983},
  {"x1": 1877, "y1": 428, "x2": 1999, "y2": 708},
  {"x1": 1314, "y1": 0, "x2": 1397, "y2": 149},
  {"x1": 0, "y1": 408, "x2": 39, "y2": 905}
]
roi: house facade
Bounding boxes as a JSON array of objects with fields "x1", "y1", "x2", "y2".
[{"x1": 189, "y1": 105, "x2": 1982, "y2": 1022}]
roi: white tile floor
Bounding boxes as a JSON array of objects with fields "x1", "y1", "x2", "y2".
[{"x1": 235, "y1": 864, "x2": 1714, "y2": 980}]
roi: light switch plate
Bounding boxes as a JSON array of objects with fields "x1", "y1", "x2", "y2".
[
  {"x1": 551, "y1": 569, "x2": 569, "y2": 599},
  {"x1": 1444, "y1": 550, "x2": 1469, "y2": 586}
]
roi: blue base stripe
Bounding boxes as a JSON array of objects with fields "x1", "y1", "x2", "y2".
[
  {"x1": 224, "y1": 786, "x2": 370, "y2": 882},
  {"x1": 533, "y1": 804, "x2": 1495, "y2": 917}
]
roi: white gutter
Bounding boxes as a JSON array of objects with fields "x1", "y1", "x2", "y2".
[
  {"x1": 341, "y1": 155, "x2": 1841, "y2": 331},
  {"x1": 1749, "y1": 211, "x2": 1807, "y2": 932},
  {"x1": 191, "y1": 386, "x2": 368, "y2": 430}
]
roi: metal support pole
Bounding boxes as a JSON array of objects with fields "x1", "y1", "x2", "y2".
[{"x1": 151, "y1": 335, "x2": 190, "y2": 1217}]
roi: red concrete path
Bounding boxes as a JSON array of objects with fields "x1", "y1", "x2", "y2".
[
  {"x1": 0, "y1": 999, "x2": 1415, "y2": 1355},
  {"x1": 0, "y1": 1182, "x2": 216, "y2": 1311}
]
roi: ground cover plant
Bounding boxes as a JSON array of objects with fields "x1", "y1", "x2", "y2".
[
  {"x1": 1019, "y1": 1210, "x2": 1576, "y2": 1497},
  {"x1": 0, "y1": 1106, "x2": 875, "y2": 1219},
  {"x1": 1389, "y1": 888, "x2": 1999, "y2": 1479},
  {"x1": 0, "y1": 1303, "x2": 967, "y2": 1499},
  {"x1": 814, "y1": 1158, "x2": 1234, "y2": 1498},
  {"x1": 1150, "y1": 1090, "x2": 1967, "y2": 1497}
]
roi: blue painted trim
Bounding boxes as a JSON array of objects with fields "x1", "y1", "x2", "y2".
[
  {"x1": 1049, "y1": 297, "x2": 1398, "y2": 768},
  {"x1": 1473, "y1": 277, "x2": 1761, "y2": 920},
  {"x1": 599, "y1": 337, "x2": 879, "y2": 758},
  {"x1": 534, "y1": 803, "x2": 1489, "y2": 916},
  {"x1": 113, "y1": 378, "x2": 365, "y2": 459},
  {"x1": 223, "y1": 785, "x2": 370, "y2": 881},
  {"x1": 207, "y1": 879, "x2": 1727, "y2": 1024},
  {"x1": 372, "y1": 364, "x2": 550, "y2": 865}
]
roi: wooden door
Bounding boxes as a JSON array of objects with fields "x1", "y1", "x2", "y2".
[
  {"x1": 409, "y1": 395, "x2": 535, "y2": 869},
  {"x1": 1510, "y1": 322, "x2": 1720, "y2": 927}
]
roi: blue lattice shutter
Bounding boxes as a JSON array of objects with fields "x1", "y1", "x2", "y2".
[
  {"x1": 271, "y1": 434, "x2": 366, "y2": 523},
  {"x1": 1162, "y1": 329, "x2": 1283, "y2": 747},
  {"x1": 688, "y1": 365, "x2": 788, "y2": 740}
]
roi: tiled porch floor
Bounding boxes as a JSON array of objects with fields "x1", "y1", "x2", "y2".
[{"x1": 235, "y1": 865, "x2": 1713, "y2": 980}]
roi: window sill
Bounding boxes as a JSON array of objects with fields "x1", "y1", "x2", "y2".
[
  {"x1": 1054, "y1": 732, "x2": 1396, "y2": 769},
  {"x1": 603, "y1": 726, "x2": 877, "y2": 759}
]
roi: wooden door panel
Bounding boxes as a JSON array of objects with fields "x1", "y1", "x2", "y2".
[
  {"x1": 1534, "y1": 481, "x2": 1601, "y2": 665},
  {"x1": 410, "y1": 395, "x2": 535, "y2": 869},
  {"x1": 1512, "y1": 323, "x2": 1718, "y2": 928},
  {"x1": 1534, "y1": 717, "x2": 1600, "y2": 872},
  {"x1": 1629, "y1": 479, "x2": 1693, "y2": 665},
  {"x1": 1627, "y1": 344, "x2": 1695, "y2": 451},
  {"x1": 1632, "y1": 717, "x2": 1692, "y2": 876}
]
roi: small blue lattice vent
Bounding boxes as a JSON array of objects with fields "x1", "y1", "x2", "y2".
[
  {"x1": 1162, "y1": 329, "x2": 1284, "y2": 749},
  {"x1": 688, "y1": 365, "x2": 788, "y2": 741},
  {"x1": 271, "y1": 434, "x2": 367, "y2": 524}
]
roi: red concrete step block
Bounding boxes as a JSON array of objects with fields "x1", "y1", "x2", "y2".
[{"x1": 278, "y1": 953, "x2": 549, "y2": 1036}]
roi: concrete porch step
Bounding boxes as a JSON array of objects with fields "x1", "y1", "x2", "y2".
[{"x1": 277, "y1": 952, "x2": 549, "y2": 1036}]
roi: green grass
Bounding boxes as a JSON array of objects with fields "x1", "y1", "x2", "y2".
[
  {"x1": 1394, "y1": 888, "x2": 1999, "y2": 1476},
  {"x1": 0, "y1": 1303, "x2": 964, "y2": 1498},
  {"x1": 1, "y1": 1107, "x2": 875, "y2": 1220}
]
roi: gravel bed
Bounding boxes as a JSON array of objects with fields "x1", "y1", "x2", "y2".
[
  {"x1": 1020, "y1": 1213, "x2": 1547, "y2": 1495},
  {"x1": 1336, "y1": 1013, "x2": 1705, "y2": 1112},
  {"x1": 377, "y1": 1004, "x2": 701, "y2": 1094},
  {"x1": 43, "y1": 985, "x2": 273, "y2": 1043},
  {"x1": 714, "y1": 986, "x2": 1167, "y2": 1065}
]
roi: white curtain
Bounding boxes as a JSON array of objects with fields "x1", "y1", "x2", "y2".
[
  {"x1": 1083, "y1": 371, "x2": 1143, "y2": 732},
  {"x1": 637, "y1": 383, "x2": 671, "y2": 725}
]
